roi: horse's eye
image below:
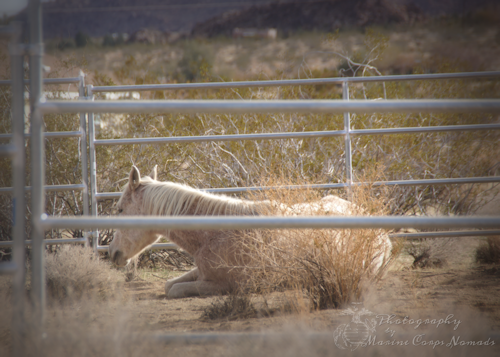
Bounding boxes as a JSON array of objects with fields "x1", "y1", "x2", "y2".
[{"x1": 118, "y1": 208, "x2": 123, "y2": 214}]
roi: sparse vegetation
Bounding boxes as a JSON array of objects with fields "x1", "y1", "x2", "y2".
[
  {"x1": 476, "y1": 237, "x2": 500, "y2": 264},
  {"x1": 202, "y1": 295, "x2": 257, "y2": 321},
  {"x1": 44, "y1": 245, "x2": 123, "y2": 301},
  {"x1": 221, "y1": 177, "x2": 397, "y2": 310},
  {"x1": 406, "y1": 240, "x2": 448, "y2": 269}
]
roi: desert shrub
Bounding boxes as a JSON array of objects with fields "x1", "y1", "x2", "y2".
[
  {"x1": 74, "y1": 31, "x2": 90, "y2": 48},
  {"x1": 0, "y1": 53, "x2": 88, "y2": 247},
  {"x1": 102, "y1": 33, "x2": 126, "y2": 47},
  {"x1": 217, "y1": 176, "x2": 397, "y2": 310},
  {"x1": 406, "y1": 239, "x2": 448, "y2": 269},
  {"x1": 136, "y1": 249, "x2": 194, "y2": 270},
  {"x1": 476, "y1": 236, "x2": 500, "y2": 264},
  {"x1": 0, "y1": 29, "x2": 498, "y2": 270},
  {"x1": 0, "y1": 288, "x2": 167, "y2": 357},
  {"x1": 44, "y1": 245, "x2": 122, "y2": 301},
  {"x1": 174, "y1": 41, "x2": 213, "y2": 82},
  {"x1": 202, "y1": 295, "x2": 257, "y2": 321},
  {"x1": 57, "y1": 38, "x2": 75, "y2": 50}
]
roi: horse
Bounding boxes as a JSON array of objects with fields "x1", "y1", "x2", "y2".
[{"x1": 109, "y1": 165, "x2": 392, "y2": 298}]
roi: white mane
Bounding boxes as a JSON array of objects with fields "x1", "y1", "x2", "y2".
[{"x1": 139, "y1": 177, "x2": 265, "y2": 217}]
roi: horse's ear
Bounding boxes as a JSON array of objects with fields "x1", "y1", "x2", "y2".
[
  {"x1": 149, "y1": 165, "x2": 158, "y2": 181},
  {"x1": 129, "y1": 165, "x2": 141, "y2": 191}
]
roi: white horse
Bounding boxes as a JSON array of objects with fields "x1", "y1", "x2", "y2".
[{"x1": 109, "y1": 166, "x2": 392, "y2": 298}]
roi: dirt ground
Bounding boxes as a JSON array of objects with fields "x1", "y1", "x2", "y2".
[{"x1": 101, "y1": 235, "x2": 499, "y2": 356}]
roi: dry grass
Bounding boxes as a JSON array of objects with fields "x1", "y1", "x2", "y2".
[
  {"x1": 44, "y1": 245, "x2": 123, "y2": 301},
  {"x1": 476, "y1": 236, "x2": 500, "y2": 264},
  {"x1": 202, "y1": 295, "x2": 258, "y2": 321},
  {"x1": 406, "y1": 239, "x2": 450, "y2": 269},
  {"x1": 222, "y1": 174, "x2": 398, "y2": 310},
  {"x1": 0, "y1": 246, "x2": 168, "y2": 356},
  {"x1": 0, "y1": 289, "x2": 168, "y2": 356}
]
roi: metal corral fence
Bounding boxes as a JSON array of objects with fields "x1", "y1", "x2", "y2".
[
  {"x1": 2, "y1": 0, "x2": 500, "y2": 351},
  {"x1": 0, "y1": 71, "x2": 89, "y2": 249},
  {"x1": 82, "y1": 72, "x2": 500, "y2": 252}
]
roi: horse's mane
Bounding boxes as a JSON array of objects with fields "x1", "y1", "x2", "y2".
[{"x1": 139, "y1": 177, "x2": 267, "y2": 217}]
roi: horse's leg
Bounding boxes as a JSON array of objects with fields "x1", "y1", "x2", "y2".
[
  {"x1": 165, "y1": 267, "x2": 198, "y2": 295},
  {"x1": 167, "y1": 280, "x2": 225, "y2": 299}
]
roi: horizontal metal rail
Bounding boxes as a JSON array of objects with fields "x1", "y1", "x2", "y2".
[
  {"x1": 95, "y1": 176, "x2": 500, "y2": 200},
  {"x1": 0, "y1": 237, "x2": 87, "y2": 247},
  {"x1": 0, "y1": 144, "x2": 16, "y2": 157},
  {"x1": 39, "y1": 99, "x2": 500, "y2": 115},
  {"x1": 389, "y1": 230, "x2": 500, "y2": 239},
  {"x1": 151, "y1": 331, "x2": 333, "y2": 344},
  {"x1": 0, "y1": 183, "x2": 85, "y2": 194},
  {"x1": 95, "y1": 242, "x2": 178, "y2": 252},
  {"x1": 90, "y1": 71, "x2": 500, "y2": 92},
  {"x1": 40, "y1": 215, "x2": 500, "y2": 230},
  {"x1": 0, "y1": 77, "x2": 81, "y2": 86},
  {"x1": 0, "y1": 131, "x2": 83, "y2": 141},
  {"x1": 94, "y1": 124, "x2": 500, "y2": 146},
  {"x1": 96, "y1": 130, "x2": 346, "y2": 146},
  {"x1": 148, "y1": 331, "x2": 500, "y2": 345},
  {"x1": 0, "y1": 262, "x2": 17, "y2": 275}
]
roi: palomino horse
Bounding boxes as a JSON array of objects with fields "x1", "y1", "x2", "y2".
[{"x1": 109, "y1": 166, "x2": 392, "y2": 298}]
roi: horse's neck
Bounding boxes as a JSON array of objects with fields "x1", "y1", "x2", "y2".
[{"x1": 166, "y1": 230, "x2": 205, "y2": 255}]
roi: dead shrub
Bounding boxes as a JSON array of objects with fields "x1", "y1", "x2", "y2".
[
  {"x1": 44, "y1": 245, "x2": 123, "y2": 301},
  {"x1": 201, "y1": 295, "x2": 257, "y2": 321},
  {"x1": 137, "y1": 249, "x2": 194, "y2": 270},
  {"x1": 0, "y1": 290, "x2": 167, "y2": 357},
  {"x1": 224, "y1": 173, "x2": 397, "y2": 310},
  {"x1": 406, "y1": 239, "x2": 448, "y2": 269},
  {"x1": 476, "y1": 236, "x2": 500, "y2": 264}
]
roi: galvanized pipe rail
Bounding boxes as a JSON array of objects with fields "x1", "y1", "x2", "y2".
[
  {"x1": 95, "y1": 176, "x2": 500, "y2": 200},
  {"x1": 389, "y1": 230, "x2": 500, "y2": 239},
  {"x1": 0, "y1": 21, "x2": 28, "y2": 357},
  {"x1": 0, "y1": 237, "x2": 87, "y2": 247},
  {"x1": 0, "y1": 131, "x2": 83, "y2": 141},
  {"x1": 39, "y1": 98, "x2": 500, "y2": 114},
  {"x1": 0, "y1": 74, "x2": 89, "y2": 246},
  {"x1": 0, "y1": 144, "x2": 16, "y2": 157},
  {"x1": 83, "y1": 77, "x2": 500, "y2": 251},
  {"x1": 87, "y1": 123, "x2": 500, "y2": 146},
  {"x1": 0, "y1": 75, "x2": 88, "y2": 195},
  {"x1": 0, "y1": 183, "x2": 85, "y2": 194},
  {"x1": 41, "y1": 215, "x2": 500, "y2": 231},
  {"x1": 90, "y1": 71, "x2": 500, "y2": 92},
  {"x1": 0, "y1": 77, "x2": 81, "y2": 86}
]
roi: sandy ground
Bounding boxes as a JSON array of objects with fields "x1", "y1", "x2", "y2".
[{"x1": 102, "y1": 235, "x2": 500, "y2": 357}]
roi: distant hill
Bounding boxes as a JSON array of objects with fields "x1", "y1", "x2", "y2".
[
  {"x1": 192, "y1": 0, "x2": 500, "y2": 37},
  {"x1": 13, "y1": 0, "x2": 500, "y2": 39},
  {"x1": 15, "y1": 0, "x2": 281, "y2": 39}
]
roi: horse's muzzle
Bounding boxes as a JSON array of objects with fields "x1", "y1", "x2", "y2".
[{"x1": 110, "y1": 248, "x2": 127, "y2": 267}]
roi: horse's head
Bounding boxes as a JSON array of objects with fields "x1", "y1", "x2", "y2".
[{"x1": 109, "y1": 165, "x2": 159, "y2": 267}]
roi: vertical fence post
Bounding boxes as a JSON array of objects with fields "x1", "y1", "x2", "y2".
[
  {"x1": 10, "y1": 21, "x2": 26, "y2": 357},
  {"x1": 343, "y1": 81, "x2": 353, "y2": 197},
  {"x1": 78, "y1": 72, "x2": 90, "y2": 247},
  {"x1": 28, "y1": 0, "x2": 46, "y2": 324},
  {"x1": 87, "y1": 85, "x2": 99, "y2": 254}
]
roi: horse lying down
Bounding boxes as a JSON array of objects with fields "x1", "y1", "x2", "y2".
[{"x1": 109, "y1": 165, "x2": 392, "y2": 298}]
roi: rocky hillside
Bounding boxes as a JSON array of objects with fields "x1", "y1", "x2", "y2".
[
  {"x1": 17, "y1": 0, "x2": 275, "y2": 39},
  {"x1": 13, "y1": 0, "x2": 500, "y2": 39},
  {"x1": 192, "y1": 0, "x2": 500, "y2": 37}
]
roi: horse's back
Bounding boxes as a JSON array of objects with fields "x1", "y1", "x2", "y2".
[{"x1": 287, "y1": 195, "x2": 355, "y2": 216}]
